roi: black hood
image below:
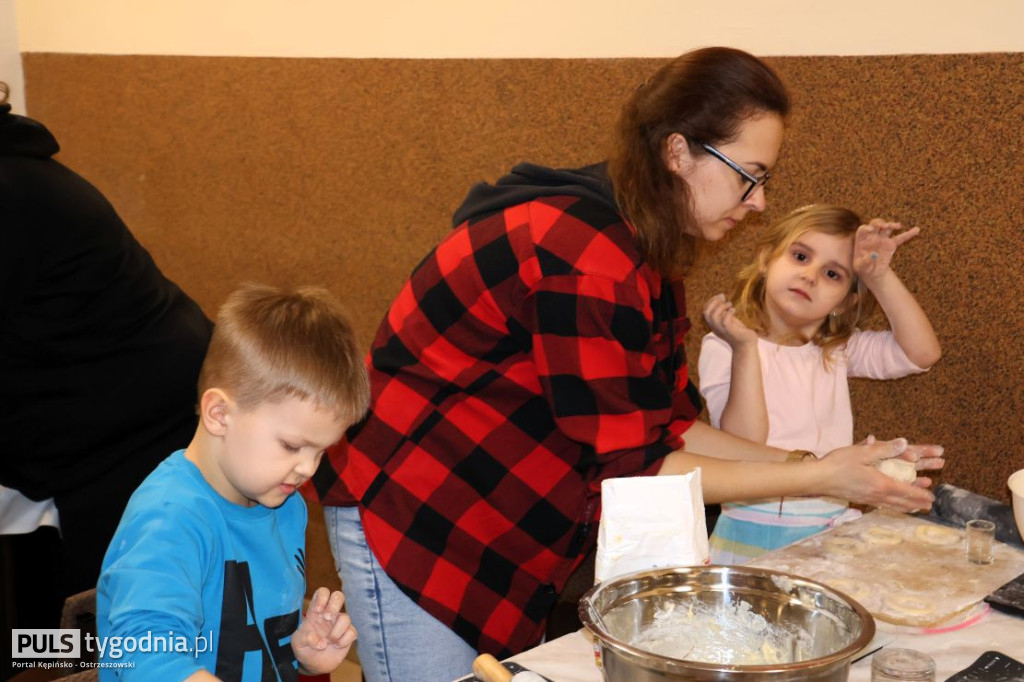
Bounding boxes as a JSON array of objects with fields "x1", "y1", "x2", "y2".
[
  {"x1": 451, "y1": 162, "x2": 617, "y2": 227},
  {"x1": 0, "y1": 103, "x2": 60, "y2": 158}
]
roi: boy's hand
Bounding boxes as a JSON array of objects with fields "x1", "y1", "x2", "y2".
[
  {"x1": 703, "y1": 294, "x2": 758, "y2": 349},
  {"x1": 853, "y1": 219, "x2": 920, "y2": 282},
  {"x1": 291, "y1": 587, "x2": 358, "y2": 675}
]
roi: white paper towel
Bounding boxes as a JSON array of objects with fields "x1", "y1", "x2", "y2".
[{"x1": 594, "y1": 470, "x2": 709, "y2": 583}]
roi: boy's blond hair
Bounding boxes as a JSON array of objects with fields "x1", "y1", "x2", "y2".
[
  {"x1": 198, "y1": 283, "x2": 370, "y2": 424},
  {"x1": 731, "y1": 204, "x2": 878, "y2": 365}
]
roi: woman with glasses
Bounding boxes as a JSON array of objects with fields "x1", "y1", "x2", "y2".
[{"x1": 310, "y1": 47, "x2": 944, "y2": 682}]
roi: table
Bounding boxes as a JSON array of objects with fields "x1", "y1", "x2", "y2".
[
  {"x1": 462, "y1": 511, "x2": 1024, "y2": 681},
  {"x1": 498, "y1": 607, "x2": 1024, "y2": 681}
]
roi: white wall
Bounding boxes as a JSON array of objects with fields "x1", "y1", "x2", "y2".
[{"x1": 15, "y1": 0, "x2": 1024, "y2": 59}]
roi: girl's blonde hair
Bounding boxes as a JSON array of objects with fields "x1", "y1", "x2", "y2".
[
  {"x1": 731, "y1": 204, "x2": 878, "y2": 363},
  {"x1": 199, "y1": 283, "x2": 370, "y2": 425}
]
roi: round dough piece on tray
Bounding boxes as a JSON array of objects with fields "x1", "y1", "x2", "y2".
[
  {"x1": 862, "y1": 526, "x2": 903, "y2": 546},
  {"x1": 829, "y1": 578, "x2": 872, "y2": 602},
  {"x1": 884, "y1": 594, "x2": 936, "y2": 618},
  {"x1": 913, "y1": 523, "x2": 961, "y2": 546},
  {"x1": 823, "y1": 536, "x2": 867, "y2": 556}
]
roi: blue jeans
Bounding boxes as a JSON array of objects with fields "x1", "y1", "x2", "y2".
[{"x1": 324, "y1": 505, "x2": 478, "y2": 682}]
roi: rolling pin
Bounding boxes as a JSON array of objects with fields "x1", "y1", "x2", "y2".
[
  {"x1": 471, "y1": 654, "x2": 548, "y2": 682},
  {"x1": 929, "y1": 484, "x2": 1023, "y2": 548}
]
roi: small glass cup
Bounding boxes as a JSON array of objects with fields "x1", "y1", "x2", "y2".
[
  {"x1": 965, "y1": 518, "x2": 996, "y2": 565},
  {"x1": 871, "y1": 648, "x2": 936, "y2": 682}
]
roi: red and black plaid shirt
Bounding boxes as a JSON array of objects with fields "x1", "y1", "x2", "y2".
[{"x1": 312, "y1": 182, "x2": 701, "y2": 656}]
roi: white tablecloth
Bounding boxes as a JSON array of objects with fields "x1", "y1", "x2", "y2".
[{"x1": 500, "y1": 607, "x2": 1024, "y2": 681}]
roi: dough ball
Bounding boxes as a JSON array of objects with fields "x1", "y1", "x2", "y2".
[{"x1": 875, "y1": 457, "x2": 917, "y2": 483}]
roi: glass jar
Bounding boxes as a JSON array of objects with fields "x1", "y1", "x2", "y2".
[{"x1": 871, "y1": 648, "x2": 936, "y2": 682}]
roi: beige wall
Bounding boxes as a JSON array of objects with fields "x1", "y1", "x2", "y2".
[
  {"x1": 15, "y1": 0, "x2": 1024, "y2": 58},
  {"x1": 1, "y1": 0, "x2": 24, "y2": 112},
  {"x1": 19, "y1": 51, "x2": 1024, "y2": 595}
]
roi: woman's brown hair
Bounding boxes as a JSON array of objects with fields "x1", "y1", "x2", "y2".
[{"x1": 608, "y1": 47, "x2": 790, "y2": 277}]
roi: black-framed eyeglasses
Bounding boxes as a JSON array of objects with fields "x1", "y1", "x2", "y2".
[{"x1": 699, "y1": 142, "x2": 771, "y2": 202}]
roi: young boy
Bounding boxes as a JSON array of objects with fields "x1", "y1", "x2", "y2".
[{"x1": 96, "y1": 283, "x2": 370, "y2": 681}]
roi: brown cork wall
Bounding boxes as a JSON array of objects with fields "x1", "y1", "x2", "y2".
[{"x1": 20, "y1": 53, "x2": 1024, "y2": 593}]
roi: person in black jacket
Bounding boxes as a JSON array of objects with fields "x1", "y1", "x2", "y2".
[{"x1": 0, "y1": 84, "x2": 213, "y2": 675}]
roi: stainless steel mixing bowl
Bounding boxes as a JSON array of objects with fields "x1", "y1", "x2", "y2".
[{"x1": 579, "y1": 565, "x2": 875, "y2": 681}]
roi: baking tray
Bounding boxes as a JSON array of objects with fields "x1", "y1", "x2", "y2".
[
  {"x1": 985, "y1": 571, "x2": 1024, "y2": 619},
  {"x1": 749, "y1": 510, "x2": 1024, "y2": 628}
]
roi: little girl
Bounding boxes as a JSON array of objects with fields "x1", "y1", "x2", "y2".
[{"x1": 699, "y1": 204, "x2": 941, "y2": 564}]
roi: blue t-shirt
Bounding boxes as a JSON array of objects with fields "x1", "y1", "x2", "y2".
[{"x1": 97, "y1": 450, "x2": 307, "y2": 681}]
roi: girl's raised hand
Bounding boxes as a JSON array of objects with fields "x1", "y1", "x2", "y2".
[
  {"x1": 703, "y1": 293, "x2": 758, "y2": 349},
  {"x1": 853, "y1": 218, "x2": 921, "y2": 281}
]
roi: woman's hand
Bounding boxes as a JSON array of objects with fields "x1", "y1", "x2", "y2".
[
  {"x1": 817, "y1": 437, "x2": 945, "y2": 511},
  {"x1": 291, "y1": 587, "x2": 358, "y2": 676},
  {"x1": 703, "y1": 294, "x2": 758, "y2": 349},
  {"x1": 861, "y1": 434, "x2": 946, "y2": 473},
  {"x1": 853, "y1": 219, "x2": 920, "y2": 282}
]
